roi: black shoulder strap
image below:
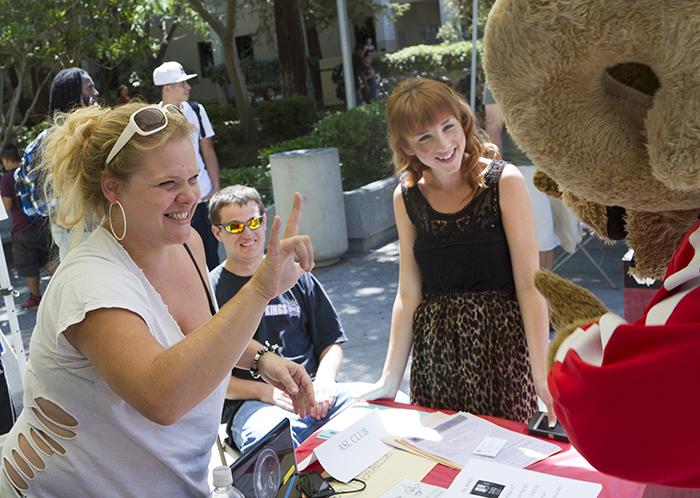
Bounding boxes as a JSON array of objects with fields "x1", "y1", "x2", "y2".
[
  {"x1": 399, "y1": 172, "x2": 419, "y2": 226},
  {"x1": 186, "y1": 100, "x2": 206, "y2": 139},
  {"x1": 183, "y1": 243, "x2": 217, "y2": 316}
]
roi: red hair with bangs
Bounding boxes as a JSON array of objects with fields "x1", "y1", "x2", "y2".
[{"x1": 387, "y1": 78, "x2": 494, "y2": 189}]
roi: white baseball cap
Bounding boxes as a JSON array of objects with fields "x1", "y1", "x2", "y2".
[{"x1": 153, "y1": 61, "x2": 197, "y2": 86}]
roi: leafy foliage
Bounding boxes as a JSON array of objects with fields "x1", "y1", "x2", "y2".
[
  {"x1": 258, "y1": 101, "x2": 391, "y2": 191},
  {"x1": 256, "y1": 95, "x2": 317, "y2": 140},
  {"x1": 209, "y1": 58, "x2": 282, "y2": 97},
  {"x1": 219, "y1": 165, "x2": 273, "y2": 205},
  {"x1": 373, "y1": 41, "x2": 481, "y2": 78}
]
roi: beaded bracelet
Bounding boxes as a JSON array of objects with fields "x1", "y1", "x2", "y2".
[{"x1": 250, "y1": 341, "x2": 280, "y2": 379}]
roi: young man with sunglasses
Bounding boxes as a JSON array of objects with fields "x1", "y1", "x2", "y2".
[
  {"x1": 153, "y1": 61, "x2": 221, "y2": 270},
  {"x1": 209, "y1": 185, "x2": 353, "y2": 454}
]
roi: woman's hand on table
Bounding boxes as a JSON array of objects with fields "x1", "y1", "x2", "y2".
[
  {"x1": 535, "y1": 377, "x2": 557, "y2": 427},
  {"x1": 258, "y1": 353, "x2": 315, "y2": 418},
  {"x1": 263, "y1": 386, "x2": 295, "y2": 412},
  {"x1": 351, "y1": 379, "x2": 398, "y2": 402},
  {"x1": 310, "y1": 376, "x2": 337, "y2": 420}
]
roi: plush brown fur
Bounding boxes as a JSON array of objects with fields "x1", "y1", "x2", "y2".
[
  {"x1": 484, "y1": 0, "x2": 700, "y2": 280},
  {"x1": 532, "y1": 170, "x2": 560, "y2": 199},
  {"x1": 534, "y1": 270, "x2": 609, "y2": 366}
]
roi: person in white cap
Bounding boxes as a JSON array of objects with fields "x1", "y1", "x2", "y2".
[{"x1": 153, "y1": 61, "x2": 221, "y2": 269}]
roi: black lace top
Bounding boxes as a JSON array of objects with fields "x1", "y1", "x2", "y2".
[{"x1": 401, "y1": 160, "x2": 515, "y2": 296}]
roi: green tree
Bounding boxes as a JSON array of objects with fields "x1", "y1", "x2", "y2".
[
  {"x1": 188, "y1": 0, "x2": 258, "y2": 142},
  {"x1": 0, "y1": 0, "x2": 173, "y2": 141}
]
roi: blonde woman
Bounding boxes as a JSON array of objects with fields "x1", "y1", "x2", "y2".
[{"x1": 0, "y1": 102, "x2": 314, "y2": 497}]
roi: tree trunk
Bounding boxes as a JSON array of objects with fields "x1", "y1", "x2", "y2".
[
  {"x1": 21, "y1": 67, "x2": 54, "y2": 127},
  {"x1": 221, "y1": 34, "x2": 257, "y2": 142},
  {"x1": 188, "y1": 0, "x2": 257, "y2": 142},
  {"x1": 306, "y1": 24, "x2": 324, "y2": 105},
  {"x1": 2, "y1": 57, "x2": 27, "y2": 144},
  {"x1": 273, "y1": 0, "x2": 308, "y2": 97}
]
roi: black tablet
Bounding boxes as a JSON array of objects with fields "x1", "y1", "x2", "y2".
[
  {"x1": 230, "y1": 418, "x2": 300, "y2": 498},
  {"x1": 527, "y1": 411, "x2": 569, "y2": 442}
]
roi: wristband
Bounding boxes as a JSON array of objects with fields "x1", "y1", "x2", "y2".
[{"x1": 250, "y1": 341, "x2": 280, "y2": 379}]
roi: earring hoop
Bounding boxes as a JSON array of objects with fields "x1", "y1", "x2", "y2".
[{"x1": 108, "y1": 200, "x2": 127, "y2": 241}]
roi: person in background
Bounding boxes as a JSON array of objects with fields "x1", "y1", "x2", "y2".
[
  {"x1": 209, "y1": 185, "x2": 353, "y2": 454},
  {"x1": 484, "y1": 82, "x2": 560, "y2": 269},
  {"x1": 359, "y1": 78, "x2": 554, "y2": 425},
  {"x1": 0, "y1": 144, "x2": 56, "y2": 308},
  {"x1": 263, "y1": 87, "x2": 276, "y2": 102},
  {"x1": 117, "y1": 84, "x2": 132, "y2": 105},
  {"x1": 154, "y1": 61, "x2": 221, "y2": 270},
  {"x1": 18, "y1": 67, "x2": 100, "y2": 261},
  {"x1": 361, "y1": 50, "x2": 378, "y2": 104},
  {"x1": 363, "y1": 36, "x2": 376, "y2": 56},
  {"x1": 0, "y1": 102, "x2": 315, "y2": 497}
]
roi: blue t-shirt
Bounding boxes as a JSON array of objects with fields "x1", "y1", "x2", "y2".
[{"x1": 210, "y1": 265, "x2": 347, "y2": 419}]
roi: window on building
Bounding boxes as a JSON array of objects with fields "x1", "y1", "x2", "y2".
[
  {"x1": 198, "y1": 42, "x2": 215, "y2": 78},
  {"x1": 235, "y1": 35, "x2": 254, "y2": 60}
]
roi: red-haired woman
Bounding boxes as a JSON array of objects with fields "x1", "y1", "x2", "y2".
[{"x1": 360, "y1": 78, "x2": 553, "y2": 423}]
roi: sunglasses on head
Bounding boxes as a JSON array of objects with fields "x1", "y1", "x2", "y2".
[
  {"x1": 218, "y1": 215, "x2": 264, "y2": 234},
  {"x1": 105, "y1": 104, "x2": 183, "y2": 165}
]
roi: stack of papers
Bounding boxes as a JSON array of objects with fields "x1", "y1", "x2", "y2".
[
  {"x1": 446, "y1": 459, "x2": 602, "y2": 497},
  {"x1": 385, "y1": 412, "x2": 561, "y2": 469},
  {"x1": 377, "y1": 460, "x2": 602, "y2": 498}
]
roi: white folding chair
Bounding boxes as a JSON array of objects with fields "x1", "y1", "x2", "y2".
[{"x1": 553, "y1": 223, "x2": 618, "y2": 289}]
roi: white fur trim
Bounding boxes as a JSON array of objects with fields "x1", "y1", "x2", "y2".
[
  {"x1": 554, "y1": 323, "x2": 603, "y2": 366},
  {"x1": 646, "y1": 286, "x2": 695, "y2": 326},
  {"x1": 599, "y1": 312, "x2": 627, "y2": 349},
  {"x1": 663, "y1": 226, "x2": 700, "y2": 292}
]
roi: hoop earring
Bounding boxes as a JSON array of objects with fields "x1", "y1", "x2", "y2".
[{"x1": 108, "y1": 200, "x2": 127, "y2": 241}]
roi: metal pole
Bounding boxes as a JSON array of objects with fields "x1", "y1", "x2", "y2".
[
  {"x1": 336, "y1": 0, "x2": 356, "y2": 109},
  {"x1": 0, "y1": 201, "x2": 25, "y2": 416},
  {"x1": 469, "y1": 0, "x2": 479, "y2": 110}
]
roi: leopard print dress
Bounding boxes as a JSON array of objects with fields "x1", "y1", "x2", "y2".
[{"x1": 403, "y1": 161, "x2": 538, "y2": 423}]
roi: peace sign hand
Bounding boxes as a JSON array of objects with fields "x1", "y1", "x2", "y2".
[{"x1": 250, "y1": 193, "x2": 314, "y2": 301}]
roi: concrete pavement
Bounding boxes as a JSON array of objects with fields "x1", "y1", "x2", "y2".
[
  {"x1": 314, "y1": 234, "x2": 627, "y2": 392},
  {"x1": 2, "y1": 232, "x2": 628, "y2": 396}
]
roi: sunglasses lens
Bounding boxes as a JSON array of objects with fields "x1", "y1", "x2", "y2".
[
  {"x1": 225, "y1": 223, "x2": 244, "y2": 234},
  {"x1": 163, "y1": 104, "x2": 184, "y2": 116},
  {"x1": 134, "y1": 108, "x2": 167, "y2": 133},
  {"x1": 248, "y1": 216, "x2": 262, "y2": 230}
]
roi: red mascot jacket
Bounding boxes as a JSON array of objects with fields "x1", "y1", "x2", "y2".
[{"x1": 549, "y1": 220, "x2": 700, "y2": 487}]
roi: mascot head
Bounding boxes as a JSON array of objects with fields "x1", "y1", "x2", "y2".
[{"x1": 483, "y1": 0, "x2": 700, "y2": 278}]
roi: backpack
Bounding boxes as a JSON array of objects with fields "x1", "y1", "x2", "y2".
[
  {"x1": 14, "y1": 129, "x2": 50, "y2": 222},
  {"x1": 186, "y1": 100, "x2": 206, "y2": 139},
  {"x1": 331, "y1": 64, "x2": 344, "y2": 85}
]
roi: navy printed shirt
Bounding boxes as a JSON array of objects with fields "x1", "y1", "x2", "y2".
[{"x1": 210, "y1": 265, "x2": 347, "y2": 418}]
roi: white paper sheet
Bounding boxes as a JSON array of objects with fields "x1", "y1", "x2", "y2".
[
  {"x1": 445, "y1": 459, "x2": 602, "y2": 498},
  {"x1": 404, "y1": 412, "x2": 560, "y2": 468},
  {"x1": 313, "y1": 411, "x2": 391, "y2": 483},
  {"x1": 380, "y1": 480, "x2": 447, "y2": 498}
]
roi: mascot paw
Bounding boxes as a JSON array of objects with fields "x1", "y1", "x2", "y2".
[{"x1": 535, "y1": 269, "x2": 610, "y2": 367}]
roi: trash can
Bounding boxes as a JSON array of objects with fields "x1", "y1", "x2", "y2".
[{"x1": 270, "y1": 148, "x2": 348, "y2": 266}]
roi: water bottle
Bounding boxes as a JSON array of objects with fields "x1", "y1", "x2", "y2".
[{"x1": 209, "y1": 465, "x2": 245, "y2": 498}]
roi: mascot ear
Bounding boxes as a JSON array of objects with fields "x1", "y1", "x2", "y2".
[{"x1": 483, "y1": 0, "x2": 700, "y2": 213}]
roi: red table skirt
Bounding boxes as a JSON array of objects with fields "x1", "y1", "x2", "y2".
[{"x1": 295, "y1": 400, "x2": 645, "y2": 498}]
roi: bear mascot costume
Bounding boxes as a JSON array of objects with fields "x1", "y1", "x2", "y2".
[{"x1": 483, "y1": 0, "x2": 700, "y2": 491}]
